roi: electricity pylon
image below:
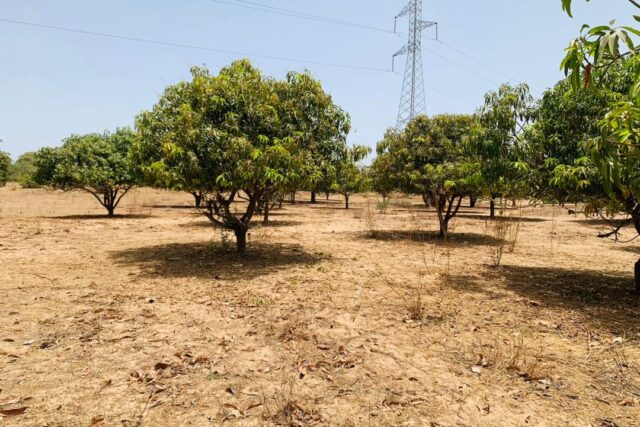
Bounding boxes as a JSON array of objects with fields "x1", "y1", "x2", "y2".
[{"x1": 393, "y1": 0, "x2": 438, "y2": 129}]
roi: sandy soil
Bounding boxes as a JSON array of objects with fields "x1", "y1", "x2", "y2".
[{"x1": 1, "y1": 183, "x2": 639, "y2": 426}]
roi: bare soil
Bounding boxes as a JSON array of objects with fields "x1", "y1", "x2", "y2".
[{"x1": 1, "y1": 184, "x2": 639, "y2": 426}]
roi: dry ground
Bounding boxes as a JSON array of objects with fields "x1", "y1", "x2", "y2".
[{"x1": 1, "y1": 184, "x2": 640, "y2": 426}]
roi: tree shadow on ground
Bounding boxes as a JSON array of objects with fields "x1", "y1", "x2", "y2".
[
  {"x1": 361, "y1": 230, "x2": 504, "y2": 247},
  {"x1": 455, "y1": 214, "x2": 547, "y2": 223},
  {"x1": 143, "y1": 204, "x2": 196, "y2": 210},
  {"x1": 498, "y1": 264, "x2": 640, "y2": 334},
  {"x1": 45, "y1": 214, "x2": 154, "y2": 220},
  {"x1": 619, "y1": 246, "x2": 640, "y2": 255},
  {"x1": 110, "y1": 242, "x2": 325, "y2": 281},
  {"x1": 182, "y1": 220, "x2": 303, "y2": 229}
]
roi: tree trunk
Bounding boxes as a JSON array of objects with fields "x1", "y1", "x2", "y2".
[
  {"x1": 326, "y1": 192, "x2": 330, "y2": 201},
  {"x1": 192, "y1": 192, "x2": 203, "y2": 208},
  {"x1": 234, "y1": 228, "x2": 248, "y2": 254},
  {"x1": 290, "y1": 191, "x2": 296, "y2": 205},
  {"x1": 345, "y1": 194, "x2": 350, "y2": 209},
  {"x1": 311, "y1": 191, "x2": 317, "y2": 204},
  {"x1": 439, "y1": 219, "x2": 448, "y2": 238},
  {"x1": 489, "y1": 196, "x2": 496, "y2": 219},
  {"x1": 107, "y1": 205, "x2": 115, "y2": 217},
  {"x1": 470, "y1": 195, "x2": 478, "y2": 208},
  {"x1": 635, "y1": 258, "x2": 640, "y2": 295},
  {"x1": 263, "y1": 196, "x2": 270, "y2": 225},
  {"x1": 422, "y1": 193, "x2": 430, "y2": 208}
]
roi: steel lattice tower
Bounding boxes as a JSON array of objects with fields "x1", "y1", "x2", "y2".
[{"x1": 393, "y1": 0, "x2": 437, "y2": 129}]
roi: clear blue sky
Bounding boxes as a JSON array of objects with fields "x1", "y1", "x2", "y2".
[{"x1": 0, "y1": 0, "x2": 634, "y2": 159}]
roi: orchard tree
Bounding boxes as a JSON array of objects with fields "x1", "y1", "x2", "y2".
[
  {"x1": 523, "y1": 61, "x2": 635, "y2": 204},
  {"x1": 135, "y1": 60, "x2": 348, "y2": 253},
  {"x1": 370, "y1": 133, "x2": 400, "y2": 202},
  {"x1": 32, "y1": 129, "x2": 138, "y2": 216},
  {"x1": 559, "y1": 0, "x2": 640, "y2": 292},
  {"x1": 331, "y1": 144, "x2": 370, "y2": 209},
  {"x1": 275, "y1": 71, "x2": 351, "y2": 203},
  {"x1": 379, "y1": 115, "x2": 481, "y2": 237},
  {"x1": 0, "y1": 150, "x2": 10, "y2": 187},
  {"x1": 10, "y1": 152, "x2": 39, "y2": 187},
  {"x1": 469, "y1": 84, "x2": 536, "y2": 218}
]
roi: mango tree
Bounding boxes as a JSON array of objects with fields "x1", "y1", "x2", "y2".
[
  {"x1": 331, "y1": 144, "x2": 371, "y2": 209},
  {"x1": 0, "y1": 151, "x2": 10, "y2": 186},
  {"x1": 378, "y1": 115, "x2": 482, "y2": 237},
  {"x1": 135, "y1": 61, "x2": 348, "y2": 253},
  {"x1": 469, "y1": 84, "x2": 536, "y2": 218},
  {"x1": 32, "y1": 129, "x2": 138, "y2": 216},
  {"x1": 275, "y1": 71, "x2": 351, "y2": 203},
  {"x1": 559, "y1": 0, "x2": 640, "y2": 292}
]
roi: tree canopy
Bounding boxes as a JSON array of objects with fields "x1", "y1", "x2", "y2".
[
  {"x1": 376, "y1": 114, "x2": 481, "y2": 237},
  {"x1": 32, "y1": 128, "x2": 139, "y2": 216},
  {"x1": 0, "y1": 150, "x2": 11, "y2": 187},
  {"x1": 135, "y1": 60, "x2": 350, "y2": 253},
  {"x1": 468, "y1": 83, "x2": 535, "y2": 218}
]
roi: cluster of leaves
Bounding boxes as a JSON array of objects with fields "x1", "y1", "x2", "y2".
[
  {"x1": 9, "y1": 152, "x2": 39, "y2": 187},
  {"x1": 32, "y1": 128, "x2": 139, "y2": 216},
  {"x1": 556, "y1": 0, "x2": 640, "y2": 241},
  {"x1": 0, "y1": 150, "x2": 10, "y2": 187}
]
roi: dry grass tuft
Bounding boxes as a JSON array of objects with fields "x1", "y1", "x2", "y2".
[
  {"x1": 469, "y1": 333, "x2": 551, "y2": 382},
  {"x1": 262, "y1": 380, "x2": 322, "y2": 426}
]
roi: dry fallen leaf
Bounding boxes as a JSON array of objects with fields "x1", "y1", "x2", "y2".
[{"x1": 0, "y1": 407, "x2": 28, "y2": 417}]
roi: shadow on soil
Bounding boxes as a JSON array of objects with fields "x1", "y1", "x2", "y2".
[
  {"x1": 183, "y1": 220, "x2": 303, "y2": 229},
  {"x1": 45, "y1": 214, "x2": 153, "y2": 220},
  {"x1": 455, "y1": 214, "x2": 547, "y2": 223},
  {"x1": 362, "y1": 230, "x2": 504, "y2": 247},
  {"x1": 143, "y1": 204, "x2": 196, "y2": 210},
  {"x1": 498, "y1": 265, "x2": 640, "y2": 333},
  {"x1": 111, "y1": 242, "x2": 326, "y2": 281}
]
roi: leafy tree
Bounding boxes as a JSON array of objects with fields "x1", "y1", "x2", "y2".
[
  {"x1": 559, "y1": 0, "x2": 640, "y2": 292},
  {"x1": 10, "y1": 152, "x2": 39, "y2": 187},
  {"x1": 523, "y1": 61, "x2": 635, "y2": 204},
  {"x1": 469, "y1": 84, "x2": 536, "y2": 218},
  {"x1": 378, "y1": 115, "x2": 482, "y2": 237},
  {"x1": 275, "y1": 72, "x2": 351, "y2": 203},
  {"x1": 32, "y1": 129, "x2": 138, "y2": 216},
  {"x1": 135, "y1": 61, "x2": 348, "y2": 253},
  {"x1": 370, "y1": 135, "x2": 399, "y2": 202},
  {"x1": 0, "y1": 150, "x2": 11, "y2": 187},
  {"x1": 331, "y1": 144, "x2": 370, "y2": 209}
]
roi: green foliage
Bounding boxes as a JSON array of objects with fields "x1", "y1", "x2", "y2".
[
  {"x1": 559, "y1": 0, "x2": 640, "y2": 239},
  {"x1": 377, "y1": 114, "x2": 481, "y2": 236},
  {"x1": 135, "y1": 60, "x2": 349, "y2": 252},
  {"x1": 9, "y1": 152, "x2": 39, "y2": 187},
  {"x1": 468, "y1": 84, "x2": 536, "y2": 207},
  {"x1": 369, "y1": 142, "x2": 397, "y2": 201},
  {"x1": 0, "y1": 151, "x2": 11, "y2": 187},
  {"x1": 32, "y1": 128, "x2": 138, "y2": 216},
  {"x1": 330, "y1": 144, "x2": 370, "y2": 208},
  {"x1": 522, "y1": 61, "x2": 635, "y2": 203}
]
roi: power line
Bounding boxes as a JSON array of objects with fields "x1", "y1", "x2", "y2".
[
  {"x1": 437, "y1": 40, "x2": 524, "y2": 85},
  {"x1": 206, "y1": 0, "x2": 397, "y2": 35},
  {"x1": 207, "y1": 0, "x2": 537, "y2": 93},
  {"x1": 0, "y1": 17, "x2": 391, "y2": 73},
  {"x1": 422, "y1": 45, "x2": 503, "y2": 87}
]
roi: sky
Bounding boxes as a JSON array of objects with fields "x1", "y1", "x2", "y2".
[{"x1": 0, "y1": 0, "x2": 635, "y2": 159}]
